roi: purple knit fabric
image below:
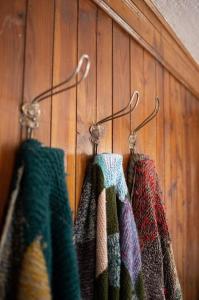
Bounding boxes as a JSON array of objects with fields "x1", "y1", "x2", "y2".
[{"x1": 119, "y1": 197, "x2": 142, "y2": 285}]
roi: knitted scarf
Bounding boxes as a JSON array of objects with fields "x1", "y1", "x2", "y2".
[
  {"x1": 127, "y1": 153, "x2": 182, "y2": 300},
  {"x1": 75, "y1": 153, "x2": 144, "y2": 300},
  {"x1": 0, "y1": 139, "x2": 80, "y2": 300}
]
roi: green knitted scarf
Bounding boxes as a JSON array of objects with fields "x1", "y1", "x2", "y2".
[{"x1": 0, "y1": 139, "x2": 80, "y2": 300}]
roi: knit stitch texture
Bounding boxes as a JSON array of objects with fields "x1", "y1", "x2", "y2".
[
  {"x1": 0, "y1": 139, "x2": 80, "y2": 300},
  {"x1": 75, "y1": 153, "x2": 144, "y2": 300},
  {"x1": 127, "y1": 153, "x2": 182, "y2": 300}
]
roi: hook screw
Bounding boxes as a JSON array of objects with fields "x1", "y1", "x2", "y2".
[
  {"x1": 129, "y1": 131, "x2": 137, "y2": 153},
  {"x1": 20, "y1": 102, "x2": 41, "y2": 136},
  {"x1": 89, "y1": 123, "x2": 105, "y2": 146}
]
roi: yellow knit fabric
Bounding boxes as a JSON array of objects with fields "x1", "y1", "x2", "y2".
[
  {"x1": 96, "y1": 188, "x2": 108, "y2": 277},
  {"x1": 17, "y1": 237, "x2": 51, "y2": 300}
]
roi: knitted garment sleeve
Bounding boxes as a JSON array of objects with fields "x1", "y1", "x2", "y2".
[{"x1": 127, "y1": 153, "x2": 182, "y2": 300}]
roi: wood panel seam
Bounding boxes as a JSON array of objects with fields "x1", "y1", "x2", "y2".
[
  {"x1": 50, "y1": 0, "x2": 56, "y2": 147},
  {"x1": 20, "y1": 0, "x2": 29, "y2": 141},
  {"x1": 92, "y1": 0, "x2": 199, "y2": 100}
]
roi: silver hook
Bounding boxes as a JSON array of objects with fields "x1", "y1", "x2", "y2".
[
  {"x1": 89, "y1": 91, "x2": 140, "y2": 154},
  {"x1": 129, "y1": 96, "x2": 160, "y2": 153},
  {"x1": 20, "y1": 54, "x2": 91, "y2": 139}
]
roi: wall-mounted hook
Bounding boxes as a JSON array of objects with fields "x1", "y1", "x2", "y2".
[
  {"x1": 20, "y1": 54, "x2": 91, "y2": 139},
  {"x1": 89, "y1": 90, "x2": 140, "y2": 154},
  {"x1": 129, "y1": 96, "x2": 160, "y2": 153}
]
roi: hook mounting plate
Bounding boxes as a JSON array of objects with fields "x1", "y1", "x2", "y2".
[{"x1": 89, "y1": 123, "x2": 105, "y2": 146}]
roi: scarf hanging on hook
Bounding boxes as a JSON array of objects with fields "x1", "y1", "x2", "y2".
[
  {"x1": 0, "y1": 139, "x2": 80, "y2": 300},
  {"x1": 127, "y1": 153, "x2": 182, "y2": 300},
  {"x1": 75, "y1": 153, "x2": 144, "y2": 300}
]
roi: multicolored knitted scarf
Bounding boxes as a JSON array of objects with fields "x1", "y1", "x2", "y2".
[
  {"x1": 75, "y1": 153, "x2": 144, "y2": 300},
  {"x1": 0, "y1": 139, "x2": 80, "y2": 300},
  {"x1": 127, "y1": 153, "x2": 182, "y2": 300}
]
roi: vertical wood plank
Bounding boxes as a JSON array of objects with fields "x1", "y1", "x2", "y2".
[
  {"x1": 76, "y1": 0, "x2": 97, "y2": 211},
  {"x1": 175, "y1": 82, "x2": 186, "y2": 295},
  {"x1": 179, "y1": 86, "x2": 187, "y2": 299},
  {"x1": 184, "y1": 90, "x2": 191, "y2": 300},
  {"x1": 185, "y1": 93, "x2": 199, "y2": 299},
  {"x1": 143, "y1": 50, "x2": 156, "y2": 160},
  {"x1": 0, "y1": 0, "x2": 26, "y2": 222},
  {"x1": 96, "y1": 9, "x2": 112, "y2": 153},
  {"x1": 163, "y1": 70, "x2": 172, "y2": 229},
  {"x1": 155, "y1": 62, "x2": 164, "y2": 190},
  {"x1": 52, "y1": 0, "x2": 77, "y2": 214},
  {"x1": 184, "y1": 89, "x2": 191, "y2": 300},
  {"x1": 194, "y1": 97, "x2": 199, "y2": 298},
  {"x1": 130, "y1": 39, "x2": 145, "y2": 153},
  {"x1": 193, "y1": 97, "x2": 199, "y2": 298},
  {"x1": 113, "y1": 23, "x2": 130, "y2": 168},
  {"x1": 169, "y1": 75, "x2": 178, "y2": 277},
  {"x1": 23, "y1": 0, "x2": 55, "y2": 145}
]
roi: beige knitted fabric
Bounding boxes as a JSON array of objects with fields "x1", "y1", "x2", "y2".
[
  {"x1": 96, "y1": 189, "x2": 108, "y2": 277},
  {"x1": 17, "y1": 238, "x2": 51, "y2": 300}
]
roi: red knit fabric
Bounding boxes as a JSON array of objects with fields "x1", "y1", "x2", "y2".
[{"x1": 127, "y1": 153, "x2": 182, "y2": 300}]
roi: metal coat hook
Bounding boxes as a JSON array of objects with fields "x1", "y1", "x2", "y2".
[
  {"x1": 20, "y1": 54, "x2": 91, "y2": 139},
  {"x1": 89, "y1": 90, "x2": 140, "y2": 154},
  {"x1": 129, "y1": 96, "x2": 160, "y2": 153}
]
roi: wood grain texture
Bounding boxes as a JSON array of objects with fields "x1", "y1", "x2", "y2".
[
  {"x1": 75, "y1": 0, "x2": 97, "y2": 211},
  {"x1": 155, "y1": 61, "x2": 164, "y2": 196},
  {"x1": 163, "y1": 70, "x2": 172, "y2": 228},
  {"x1": 0, "y1": 1, "x2": 199, "y2": 298},
  {"x1": 0, "y1": 0, "x2": 26, "y2": 222},
  {"x1": 134, "y1": 0, "x2": 198, "y2": 70},
  {"x1": 92, "y1": 0, "x2": 199, "y2": 99},
  {"x1": 130, "y1": 38, "x2": 145, "y2": 153},
  {"x1": 23, "y1": 0, "x2": 55, "y2": 145},
  {"x1": 175, "y1": 81, "x2": 186, "y2": 294},
  {"x1": 143, "y1": 50, "x2": 156, "y2": 160},
  {"x1": 185, "y1": 93, "x2": 199, "y2": 299},
  {"x1": 169, "y1": 75, "x2": 178, "y2": 260},
  {"x1": 52, "y1": 0, "x2": 77, "y2": 214},
  {"x1": 113, "y1": 22, "x2": 130, "y2": 168},
  {"x1": 96, "y1": 9, "x2": 112, "y2": 153}
]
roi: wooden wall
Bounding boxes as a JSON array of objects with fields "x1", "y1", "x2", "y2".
[{"x1": 0, "y1": 0, "x2": 199, "y2": 298}]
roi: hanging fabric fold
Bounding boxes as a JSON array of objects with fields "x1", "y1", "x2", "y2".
[
  {"x1": 0, "y1": 139, "x2": 80, "y2": 300},
  {"x1": 75, "y1": 153, "x2": 144, "y2": 300},
  {"x1": 127, "y1": 153, "x2": 182, "y2": 300}
]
